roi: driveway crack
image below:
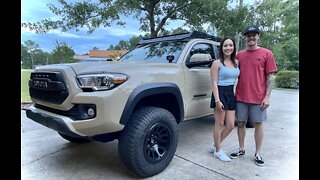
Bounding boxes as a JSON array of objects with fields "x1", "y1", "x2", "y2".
[
  {"x1": 21, "y1": 144, "x2": 79, "y2": 167},
  {"x1": 174, "y1": 154, "x2": 236, "y2": 180}
]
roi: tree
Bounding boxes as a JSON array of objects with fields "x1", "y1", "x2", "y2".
[
  {"x1": 108, "y1": 28, "x2": 189, "y2": 51},
  {"x1": 170, "y1": 27, "x2": 189, "y2": 35},
  {"x1": 205, "y1": 0, "x2": 298, "y2": 71},
  {"x1": 21, "y1": 44, "x2": 32, "y2": 69},
  {"x1": 276, "y1": 0, "x2": 299, "y2": 71},
  {"x1": 116, "y1": 40, "x2": 129, "y2": 50},
  {"x1": 204, "y1": 0, "x2": 251, "y2": 50},
  {"x1": 51, "y1": 40, "x2": 76, "y2": 64},
  {"x1": 24, "y1": 40, "x2": 40, "y2": 69},
  {"x1": 22, "y1": 0, "x2": 229, "y2": 38},
  {"x1": 108, "y1": 35, "x2": 145, "y2": 50},
  {"x1": 127, "y1": 36, "x2": 143, "y2": 50},
  {"x1": 33, "y1": 49, "x2": 51, "y2": 66},
  {"x1": 107, "y1": 45, "x2": 115, "y2": 50},
  {"x1": 253, "y1": 0, "x2": 299, "y2": 71}
]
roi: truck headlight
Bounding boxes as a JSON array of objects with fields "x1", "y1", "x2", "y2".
[{"x1": 77, "y1": 73, "x2": 128, "y2": 91}]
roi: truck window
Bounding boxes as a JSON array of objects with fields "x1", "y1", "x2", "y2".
[
  {"x1": 186, "y1": 43, "x2": 215, "y2": 66},
  {"x1": 189, "y1": 43, "x2": 215, "y2": 59}
]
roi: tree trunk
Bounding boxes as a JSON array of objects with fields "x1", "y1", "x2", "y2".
[
  {"x1": 236, "y1": 32, "x2": 240, "y2": 51},
  {"x1": 147, "y1": 1, "x2": 157, "y2": 38},
  {"x1": 150, "y1": 30, "x2": 157, "y2": 38},
  {"x1": 236, "y1": 0, "x2": 244, "y2": 51},
  {"x1": 30, "y1": 54, "x2": 34, "y2": 69}
]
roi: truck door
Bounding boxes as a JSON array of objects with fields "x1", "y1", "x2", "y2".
[{"x1": 182, "y1": 42, "x2": 219, "y2": 119}]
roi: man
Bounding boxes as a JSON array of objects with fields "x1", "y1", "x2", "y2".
[{"x1": 229, "y1": 25, "x2": 277, "y2": 166}]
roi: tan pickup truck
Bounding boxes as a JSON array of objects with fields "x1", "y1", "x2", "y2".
[{"x1": 26, "y1": 31, "x2": 224, "y2": 177}]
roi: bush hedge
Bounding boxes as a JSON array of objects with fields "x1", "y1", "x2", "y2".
[{"x1": 275, "y1": 70, "x2": 299, "y2": 89}]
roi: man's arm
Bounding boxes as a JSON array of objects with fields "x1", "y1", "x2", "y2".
[
  {"x1": 261, "y1": 73, "x2": 275, "y2": 109},
  {"x1": 266, "y1": 73, "x2": 275, "y2": 96}
]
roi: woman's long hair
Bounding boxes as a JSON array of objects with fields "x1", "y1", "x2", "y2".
[{"x1": 219, "y1": 37, "x2": 237, "y2": 68}]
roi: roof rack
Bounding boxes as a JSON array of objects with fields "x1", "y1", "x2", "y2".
[{"x1": 137, "y1": 31, "x2": 220, "y2": 45}]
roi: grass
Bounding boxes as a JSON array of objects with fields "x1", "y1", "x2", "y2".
[{"x1": 21, "y1": 69, "x2": 32, "y2": 102}]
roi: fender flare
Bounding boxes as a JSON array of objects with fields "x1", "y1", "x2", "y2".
[{"x1": 119, "y1": 82, "x2": 184, "y2": 125}]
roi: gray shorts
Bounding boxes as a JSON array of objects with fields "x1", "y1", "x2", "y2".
[{"x1": 236, "y1": 101, "x2": 267, "y2": 123}]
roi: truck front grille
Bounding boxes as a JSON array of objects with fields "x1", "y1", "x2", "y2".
[{"x1": 29, "y1": 72, "x2": 69, "y2": 104}]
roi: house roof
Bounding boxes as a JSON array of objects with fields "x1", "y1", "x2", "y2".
[
  {"x1": 89, "y1": 50, "x2": 128, "y2": 59},
  {"x1": 73, "y1": 55, "x2": 90, "y2": 60},
  {"x1": 74, "y1": 50, "x2": 129, "y2": 60}
]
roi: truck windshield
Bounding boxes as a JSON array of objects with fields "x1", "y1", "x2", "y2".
[{"x1": 119, "y1": 41, "x2": 187, "y2": 63}]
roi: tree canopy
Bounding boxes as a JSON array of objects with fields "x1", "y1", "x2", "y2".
[
  {"x1": 51, "y1": 40, "x2": 76, "y2": 64},
  {"x1": 108, "y1": 27, "x2": 189, "y2": 50},
  {"x1": 21, "y1": 0, "x2": 299, "y2": 71},
  {"x1": 22, "y1": 0, "x2": 228, "y2": 38},
  {"x1": 21, "y1": 40, "x2": 77, "y2": 69}
]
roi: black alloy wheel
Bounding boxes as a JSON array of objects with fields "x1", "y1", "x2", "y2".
[
  {"x1": 144, "y1": 123, "x2": 171, "y2": 163},
  {"x1": 118, "y1": 106, "x2": 178, "y2": 177}
]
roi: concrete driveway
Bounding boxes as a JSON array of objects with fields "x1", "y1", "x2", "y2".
[{"x1": 21, "y1": 89, "x2": 299, "y2": 180}]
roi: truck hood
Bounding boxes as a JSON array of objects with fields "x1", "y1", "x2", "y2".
[{"x1": 62, "y1": 61, "x2": 180, "y2": 76}]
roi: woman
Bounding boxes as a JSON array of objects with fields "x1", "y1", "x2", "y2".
[{"x1": 209, "y1": 37, "x2": 240, "y2": 161}]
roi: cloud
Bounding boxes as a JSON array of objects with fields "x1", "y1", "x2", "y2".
[
  {"x1": 21, "y1": 27, "x2": 36, "y2": 36},
  {"x1": 108, "y1": 28, "x2": 143, "y2": 37},
  {"x1": 22, "y1": 0, "x2": 57, "y2": 22},
  {"x1": 48, "y1": 30, "x2": 82, "y2": 38}
]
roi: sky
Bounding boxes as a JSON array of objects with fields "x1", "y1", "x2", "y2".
[{"x1": 21, "y1": 0, "x2": 253, "y2": 55}]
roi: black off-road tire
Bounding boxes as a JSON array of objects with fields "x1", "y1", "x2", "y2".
[
  {"x1": 118, "y1": 106, "x2": 178, "y2": 177},
  {"x1": 58, "y1": 133, "x2": 90, "y2": 143}
]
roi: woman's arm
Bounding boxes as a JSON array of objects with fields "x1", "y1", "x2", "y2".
[
  {"x1": 210, "y1": 60, "x2": 223, "y2": 110},
  {"x1": 234, "y1": 59, "x2": 239, "y2": 94},
  {"x1": 234, "y1": 78, "x2": 238, "y2": 94}
]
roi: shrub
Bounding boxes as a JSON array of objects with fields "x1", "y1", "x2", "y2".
[{"x1": 275, "y1": 70, "x2": 299, "y2": 89}]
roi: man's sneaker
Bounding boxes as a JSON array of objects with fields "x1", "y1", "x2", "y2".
[
  {"x1": 209, "y1": 144, "x2": 216, "y2": 153},
  {"x1": 229, "y1": 149, "x2": 245, "y2": 159},
  {"x1": 213, "y1": 150, "x2": 231, "y2": 162},
  {"x1": 255, "y1": 154, "x2": 264, "y2": 166}
]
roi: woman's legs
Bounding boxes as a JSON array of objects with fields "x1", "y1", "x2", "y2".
[
  {"x1": 220, "y1": 110, "x2": 235, "y2": 142},
  {"x1": 213, "y1": 108, "x2": 226, "y2": 152},
  {"x1": 212, "y1": 109, "x2": 234, "y2": 162},
  {"x1": 213, "y1": 110, "x2": 236, "y2": 151}
]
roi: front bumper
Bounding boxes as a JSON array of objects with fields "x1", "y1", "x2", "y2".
[
  {"x1": 26, "y1": 88, "x2": 128, "y2": 136},
  {"x1": 26, "y1": 108, "x2": 87, "y2": 138}
]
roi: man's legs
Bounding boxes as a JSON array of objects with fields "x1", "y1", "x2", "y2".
[
  {"x1": 235, "y1": 101, "x2": 248, "y2": 150},
  {"x1": 254, "y1": 122, "x2": 265, "y2": 166},
  {"x1": 254, "y1": 122, "x2": 263, "y2": 155},
  {"x1": 229, "y1": 121, "x2": 246, "y2": 159},
  {"x1": 237, "y1": 121, "x2": 246, "y2": 150},
  {"x1": 250, "y1": 104, "x2": 267, "y2": 166},
  {"x1": 230, "y1": 102, "x2": 247, "y2": 158}
]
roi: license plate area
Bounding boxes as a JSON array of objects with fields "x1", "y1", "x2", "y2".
[{"x1": 32, "y1": 79, "x2": 48, "y2": 89}]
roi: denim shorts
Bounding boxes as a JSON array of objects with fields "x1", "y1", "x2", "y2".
[
  {"x1": 236, "y1": 101, "x2": 267, "y2": 122},
  {"x1": 210, "y1": 85, "x2": 236, "y2": 110}
]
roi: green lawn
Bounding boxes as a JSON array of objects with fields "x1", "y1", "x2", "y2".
[{"x1": 21, "y1": 69, "x2": 32, "y2": 102}]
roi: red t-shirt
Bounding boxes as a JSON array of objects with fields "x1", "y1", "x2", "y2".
[{"x1": 236, "y1": 47, "x2": 277, "y2": 104}]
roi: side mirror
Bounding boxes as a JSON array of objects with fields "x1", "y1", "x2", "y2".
[
  {"x1": 186, "y1": 54, "x2": 213, "y2": 68},
  {"x1": 190, "y1": 54, "x2": 212, "y2": 63},
  {"x1": 166, "y1": 55, "x2": 175, "y2": 63}
]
